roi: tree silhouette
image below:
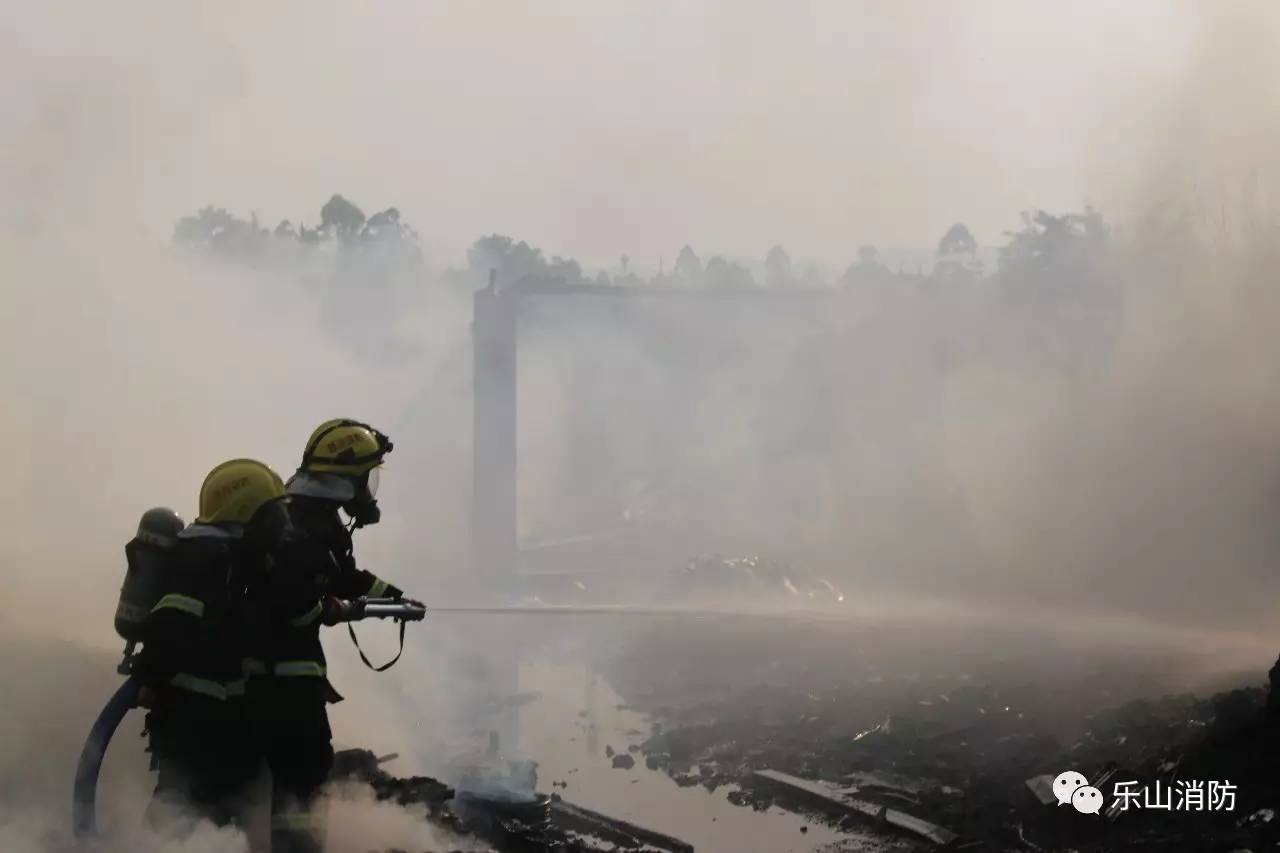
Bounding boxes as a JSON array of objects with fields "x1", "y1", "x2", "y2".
[
  {"x1": 614, "y1": 253, "x2": 645, "y2": 287},
  {"x1": 765, "y1": 245, "x2": 793, "y2": 288},
  {"x1": 839, "y1": 245, "x2": 893, "y2": 287},
  {"x1": 462, "y1": 234, "x2": 588, "y2": 288},
  {"x1": 674, "y1": 245, "x2": 703, "y2": 284},
  {"x1": 173, "y1": 206, "x2": 269, "y2": 257},
  {"x1": 320, "y1": 194, "x2": 366, "y2": 241},
  {"x1": 704, "y1": 256, "x2": 756, "y2": 289},
  {"x1": 997, "y1": 208, "x2": 1109, "y2": 290},
  {"x1": 173, "y1": 195, "x2": 435, "y2": 365},
  {"x1": 937, "y1": 223, "x2": 977, "y2": 258},
  {"x1": 364, "y1": 207, "x2": 400, "y2": 236},
  {"x1": 932, "y1": 223, "x2": 984, "y2": 283},
  {"x1": 547, "y1": 255, "x2": 584, "y2": 285},
  {"x1": 176, "y1": 194, "x2": 426, "y2": 267}
]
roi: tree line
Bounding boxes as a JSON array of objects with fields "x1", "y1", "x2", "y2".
[{"x1": 174, "y1": 194, "x2": 1110, "y2": 293}]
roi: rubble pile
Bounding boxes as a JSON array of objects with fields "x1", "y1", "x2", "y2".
[
  {"x1": 330, "y1": 749, "x2": 692, "y2": 853},
  {"x1": 329, "y1": 748, "x2": 483, "y2": 851}
]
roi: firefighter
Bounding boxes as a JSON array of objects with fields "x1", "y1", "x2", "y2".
[
  {"x1": 242, "y1": 418, "x2": 419, "y2": 853},
  {"x1": 133, "y1": 458, "x2": 291, "y2": 835}
]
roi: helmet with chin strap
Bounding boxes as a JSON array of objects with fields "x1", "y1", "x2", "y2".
[{"x1": 289, "y1": 419, "x2": 392, "y2": 527}]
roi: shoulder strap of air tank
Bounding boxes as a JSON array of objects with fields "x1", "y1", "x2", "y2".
[{"x1": 346, "y1": 619, "x2": 405, "y2": 672}]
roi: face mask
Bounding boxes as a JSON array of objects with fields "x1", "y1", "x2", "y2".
[
  {"x1": 344, "y1": 496, "x2": 381, "y2": 528},
  {"x1": 343, "y1": 469, "x2": 382, "y2": 528}
]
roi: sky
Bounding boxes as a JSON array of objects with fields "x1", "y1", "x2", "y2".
[{"x1": 6, "y1": 1, "x2": 1206, "y2": 271}]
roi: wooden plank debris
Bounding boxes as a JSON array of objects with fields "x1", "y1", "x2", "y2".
[
  {"x1": 552, "y1": 798, "x2": 695, "y2": 853},
  {"x1": 754, "y1": 768, "x2": 960, "y2": 846}
]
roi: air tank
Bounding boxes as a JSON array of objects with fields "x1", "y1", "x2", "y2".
[{"x1": 114, "y1": 507, "x2": 185, "y2": 643}]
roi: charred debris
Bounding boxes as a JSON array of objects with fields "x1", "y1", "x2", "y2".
[
  {"x1": 332, "y1": 668, "x2": 1280, "y2": 851},
  {"x1": 334, "y1": 556, "x2": 1280, "y2": 851},
  {"x1": 330, "y1": 747, "x2": 694, "y2": 853},
  {"x1": 602, "y1": 579, "x2": 1280, "y2": 852}
]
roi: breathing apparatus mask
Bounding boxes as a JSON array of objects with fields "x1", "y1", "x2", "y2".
[{"x1": 344, "y1": 466, "x2": 382, "y2": 529}]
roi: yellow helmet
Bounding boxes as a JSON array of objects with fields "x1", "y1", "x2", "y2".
[
  {"x1": 196, "y1": 458, "x2": 287, "y2": 525},
  {"x1": 299, "y1": 418, "x2": 393, "y2": 477}
]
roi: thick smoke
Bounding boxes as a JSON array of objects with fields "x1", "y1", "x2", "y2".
[
  {"x1": 510, "y1": 2, "x2": 1280, "y2": 640},
  {"x1": 5, "y1": 2, "x2": 1280, "y2": 850},
  {"x1": 967, "y1": 0, "x2": 1280, "y2": 629},
  {"x1": 0, "y1": 4, "x2": 466, "y2": 848}
]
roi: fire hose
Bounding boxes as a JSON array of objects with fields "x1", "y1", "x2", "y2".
[
  {"x1": 72, "y1": 676, "x2": 142, "y2": 839},
  {"x1": 72, "y1": 598, "x2": 424, "y2": 839},
  {"x1": 73, "y1": 598, "x2": 817, "y2": 837}
]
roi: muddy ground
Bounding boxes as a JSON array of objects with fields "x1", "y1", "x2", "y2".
[
  {"x1": 337, "y1": 603, "x2": 1280, "y2": 852},
  {"x1": 592, "y1": 613, "x2": 1280, "y2": 852},
  {"x1": 26, "y1": 600, "x2": 1280, "y2": 852}
]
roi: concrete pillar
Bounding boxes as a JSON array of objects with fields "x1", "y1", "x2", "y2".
[{"x1": 472, "y1": 279, "x2": 518, "y2": 580}]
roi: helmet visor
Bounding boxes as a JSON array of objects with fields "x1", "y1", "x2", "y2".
[{"x1": 366, "y1": 466, "x2": 381, "y2": 499}]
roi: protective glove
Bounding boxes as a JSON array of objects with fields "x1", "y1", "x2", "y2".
[{"x1": 136, "y1": 685, "x2": 158, "y2": 709}]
